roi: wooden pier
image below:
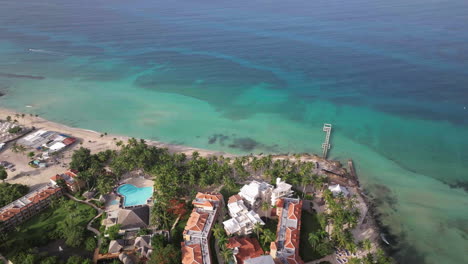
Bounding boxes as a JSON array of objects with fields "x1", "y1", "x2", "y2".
[{"x1": 321, "y1": 123, "x2": 332, "y2": 158}]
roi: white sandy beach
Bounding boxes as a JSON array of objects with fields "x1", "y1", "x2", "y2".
[{"x1": 0, "y1": 107, "x2": 232, "y2": 189}]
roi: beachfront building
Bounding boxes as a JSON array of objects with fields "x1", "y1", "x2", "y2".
[
  {"x1": 50, "y1": 170, "x2": 84, "y2": 193},
  {"x1": 226, "y1": 236, "x2": 265, "y2": 264},
  {"x1": 182, "y1": 192, "x2": 223, "y2": 264},
  {"x1": 239, "y1": 181, "x2": 273, "y2": 209},
  {"x1": 271, "y1": 178, "x2": 294, "y2": 205},
  {"x1": 270, "y1": 198, "x2": 304, "y2": 264},
  {"x1": 328, "y1": 184, "x2": 349, "y2": 197},
  {"x1": 0, "y1": 184, "x2": 63, "y2": 231},
  {"x1": 239, "y1": 178, "x2": 294, "y2": 210},
  {"x1": 223, "y1": 194, "x2": 264, "y2": 236},
  {"x1": 17, "y1": 129, "x2": 76, "y2": 153}
]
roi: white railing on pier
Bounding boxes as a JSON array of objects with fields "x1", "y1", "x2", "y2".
[{"x1": 322, "y1": 123, "x2": 332, "y2": 158}]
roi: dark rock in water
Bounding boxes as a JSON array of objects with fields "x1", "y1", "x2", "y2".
[
  {"x1": 208, "y1": 135, "x2": 217, "y2": 144},
  {"x1": 0, "y1": 72, "x2": 45, "y2": 80},
  {"x1": 446, "y1": 180, "x2": 468, "y2": 193},
  {"x1": 0, "y1": 91, "x2": 4, "y2": 97},
  {"x1": 228, "y1": 137, "x2": 259, "y2": 151},
  {"x1": 208, "y1": 134, "x2": 230, "y2": 145}
]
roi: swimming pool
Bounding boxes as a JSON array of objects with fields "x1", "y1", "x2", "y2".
[{"x1": 117, "y1": 184, "x2": 153, "y2": 207}]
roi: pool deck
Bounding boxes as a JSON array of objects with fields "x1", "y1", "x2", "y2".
[{"x1": 120, "y1": 177, "x2": 154, "y2": 188}]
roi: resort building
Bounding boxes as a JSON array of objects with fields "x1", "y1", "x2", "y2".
[
  {"x1": 0, "y1": 184, "x2": 63, "y2": 231},
  {"x1": 270, "y1": 198, "x2": 304, "y2": 264},
  {"x1": 50, "y1": 170, "x2": 84, "y2": 193},
  {"x1": 239, "y1": 178, "x2": 294, "y2": 210},
  {"x1": 328, "y1": 184, "x2": 349, "y2": 197},
  {"x1": 271, "y1": 178, "x2": 294, "y2": 205},
  {"x1": 108, "y1": 239, "x2": 126, "y2": 254},
  {"x1": 134, "y1": 235, "x2": 153, "y2": 259},
  {"x1": 226, "y1": 236, "x2": 264, "y2": 264},
  {"x1": 223, "y1": 194, "x2": 264, "y2": 236},
  {"x1": 116, "y1": 206, "x2": 150, "y2": 231},
  {"x1": 182, "y1": 192, "x2": 223, "y2": 264},
  {"x1": 17, "y1": 129, "x2": 76, "y2": 153},
  {"x1": 239, "y1": 181, "x2": 273, "y2": 209}
]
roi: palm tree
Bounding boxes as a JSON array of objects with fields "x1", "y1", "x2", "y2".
[
  {"x1": 11, "y1": 143, "x2": 19, "y2": 153},
  {"x1": 220, "y1": 246, "x2": 233, "y2": 264},
  {"x1": 301, "y1": 173, "x2": 313, "y2": 196},
  {"x1": 261, "y1": 201, "x2": 270, "y2": 218},
  {"x1": 212, "y1": 223, "x2": 225, "y2": 240},
  {"x1": 308, "y1": 232, "x2": 320, "y2": 250},
  {"x1": 253, "y1": 222, "x2": 263, "y2": 240},
  {"x1": 17, "y1": 144, "x2": 27, "y2": 154},
  {"x1": 0, "y1": 166, "x2": 7, "y2": 182},
  {"x1": 260, "y1": 229, "x2": 276, "y2": 247}
]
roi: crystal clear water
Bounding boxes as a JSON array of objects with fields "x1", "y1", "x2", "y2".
[
  {"x1": 116, "y1": 184, "x2": 153, "y2": 207},
  {"x1": 0, "y1": 0, "x2": 467, "y2": 263}
]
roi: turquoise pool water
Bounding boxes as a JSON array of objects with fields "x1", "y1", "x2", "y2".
[{"x1": 117, "y1": 184, "x2": 153, "y2": 207}]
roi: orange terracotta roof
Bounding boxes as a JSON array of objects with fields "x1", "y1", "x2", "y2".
[
  {"x1": 50, "y1": 174, "x2": 61, "y2": 181},
  {"x1": 185, "y1": 209, "x2": 209, "y2": 232},
  {"x1": 65, "y1": 171, "x2": 77, "y2": 178},
  {"x1": 195, "y1": 192, "x2": 223, "y2": 202},
  {"x1": 226, "y1": 237, "x2": 264, "y2": 264},
  {"x1": 287, "y1": 201, "x2": 301, "y2": 221},
  {"x1": 287, "y1": 254, "x2": 304, "y2": 264},
  {"x1": 276, "y1": 199, "x2": 284, "y2": 208},
  {"x1": 0, "y1": 186, "x2": 61, "y2": 222},
  {"x1": 228, "y1": 194, "x2": 243, "y2": 204},
  {"x1": 181, "y1": 242, "x2": 203, "y2": 264},
  {"x1": 285, "y1": 227, "x2": 299, "y2": 250},
  {"x1": 192, "y1": 200, "x2": 214, "y2": 209},
  {"x1": 0, "y1": 210, "x2": 16, "y2": 221}
]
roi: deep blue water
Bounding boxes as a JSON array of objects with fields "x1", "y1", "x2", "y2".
[{"x1": 0, "y1": 0, "x2": 467, "y2": 263}]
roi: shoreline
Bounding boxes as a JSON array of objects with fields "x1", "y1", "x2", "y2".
[
  {"x1": 0, "y1": 106, "x2": 387, "y2": 262},
  {"x1": 0, "y1": 106, "x2": 234, "y2": 158}
]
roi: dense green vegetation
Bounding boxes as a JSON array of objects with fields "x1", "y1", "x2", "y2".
[
  {"x1": 322, "y1": 189, "x2": 360, "y2": 252},
  {"x1": 70, "y1": 147, "x2": 116, "y2": 194},
  {"x1": 67, "y1": 138, "x2": 392, "y2": 263},
  {"x1": 8, "y1": 126, "x2": 22, "y2": 134},
  {"x1": 0, "y1": 182, "x2": 29, "y2": 207},
  {"x1": 0, "y1": 166, "x2": 7, "y2": 182},
  {"x1": 348, "y1": 249, "x2": 393, "y2": 264},
  {"x1": 300, "y1": 211, "x2": 331, "y2": 261},
  {"x1": 1, "y1": 198, "x2": 96, "y2": 262}
]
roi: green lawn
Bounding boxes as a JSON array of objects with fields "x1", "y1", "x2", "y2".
[
  {"x1": 300, "y1": 210, "x2": 326, "y2": 261},
  {"x1": 1, "y1": 198, "x2": 97, "y2": 258}
]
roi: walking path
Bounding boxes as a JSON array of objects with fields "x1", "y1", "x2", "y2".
[{"x1": 64, "y1": 193, "x2": 104, "y2": 264}]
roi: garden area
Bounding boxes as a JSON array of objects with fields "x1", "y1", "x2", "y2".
[
  {"x1": 300, "y1": 210, "x2": 330, "y2": 261},
  {"x1": 0, "y1": 198, "x2": 97, "y2": 263}
]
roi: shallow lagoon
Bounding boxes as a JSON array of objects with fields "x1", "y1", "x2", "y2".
[{"x1": 1, "y1": 0, "x2": 467, "y2": 262}]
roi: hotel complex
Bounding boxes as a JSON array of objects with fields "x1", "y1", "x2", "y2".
[
  {"x1": 0, "y1": 184, "x2": 63, "y2": 231},
  {"x1": 182, "y1": 192, "x2": 223, "y2": 264},
  {"x1": 270, "y1": 198, "x2": 304, "y2": 264}
]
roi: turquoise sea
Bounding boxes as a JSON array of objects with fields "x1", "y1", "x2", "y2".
[{"x1": 0, "y1": 0, "x2": 467, "y2": 262}]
